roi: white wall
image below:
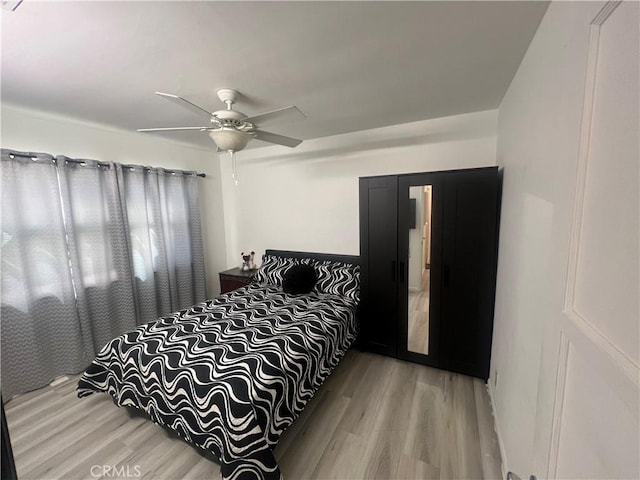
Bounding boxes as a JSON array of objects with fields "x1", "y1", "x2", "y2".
[
  {"x1": 491, "y1": 1, "x2": 639, "y2": 478},
  {"x1": 219, "y1": 109, "x2": 498, "y2": 266},
  {"x1": 1, "y1": 103, "x2": 228, "y2": 296}
]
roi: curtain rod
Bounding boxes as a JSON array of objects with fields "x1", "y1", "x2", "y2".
[
  {"x1": 5, "y1": 152, "x2": 206, "y2": 178},
  {"x1": 120, "y1": 163, "x2": 206, "y2": 178}
]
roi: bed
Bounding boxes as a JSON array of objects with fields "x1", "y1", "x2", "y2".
[{"x1": 77, "y1": 249, "x2": 360, "y2": 480}]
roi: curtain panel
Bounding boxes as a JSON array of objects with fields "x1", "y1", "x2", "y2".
[
  {"x1": 121, "y1": 165, "x2": 206, "y2": 324},
  {"x1": 0, "y1": 149, "x2": 207, "y2": 399}
]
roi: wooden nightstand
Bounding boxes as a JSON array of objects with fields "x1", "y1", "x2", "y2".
[{"x1": 219, "y1": 267, "x2": 256, "y2": 294}]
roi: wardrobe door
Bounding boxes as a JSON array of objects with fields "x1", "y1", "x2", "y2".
[
  {"x1": 440, "y1": 167, "x2": 500, "y2": 379},
  {"x1": 359, "y1": 175, "x2": 398, "y2": 357},
  {"x1": 397, "y1": 174, "x2": 444, "y2": 368}
]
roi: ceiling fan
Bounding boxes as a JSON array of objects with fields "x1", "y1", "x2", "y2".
[{"x1": 137, "y1": 88, "x2": 305, "y2": 154}]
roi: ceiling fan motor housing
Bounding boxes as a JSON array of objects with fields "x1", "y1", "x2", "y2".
[{"x1": 213, "y1": 109, "x2": 248, "y2": 122}]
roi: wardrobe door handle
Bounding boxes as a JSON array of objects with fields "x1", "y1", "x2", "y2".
[{"x1": 391, "y1": 260, "x2": 396, "y2": 282}]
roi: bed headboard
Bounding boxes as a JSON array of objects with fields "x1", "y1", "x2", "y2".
[{"x1": 265, "y1": 249, "x2": 359, "y2": 266}]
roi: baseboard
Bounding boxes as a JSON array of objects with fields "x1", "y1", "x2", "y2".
[{"x1": 487, "y1": 380, "x2": 508, "y2": 480}]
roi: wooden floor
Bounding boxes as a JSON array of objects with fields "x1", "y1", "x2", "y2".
[
  {"x1": 407, "y1": 269, "x2": 430, "y2": 355},
  {"x1": 5, "y1": 350, "x2": 503, "y2": 480}
]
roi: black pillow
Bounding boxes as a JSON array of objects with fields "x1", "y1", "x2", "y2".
[{"x1": 282, "y1": 264, "x2": 318, "y2": 295}]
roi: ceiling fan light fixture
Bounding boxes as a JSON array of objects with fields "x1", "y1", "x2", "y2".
[{"x1": 208, "y1": 128, "x2": 253, "y2": 152}]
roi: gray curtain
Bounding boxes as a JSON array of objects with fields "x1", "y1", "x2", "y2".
[
  {"x1": 1, "y1": 151, "x2": 92, "y2": 399},
  {"x1": 120, "y1": 165, "x2": 206, "y2": 324},
  {"x1": 0, "y1": 150, "x2": 206, "y2": 398},
  {"x1": 57, "y1": 156, "x2": 139, "y2": 353}
]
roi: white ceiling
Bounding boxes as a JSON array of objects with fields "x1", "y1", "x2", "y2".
[{"x1": 1, "y1": 1, "x2": 548, "y2": 150}]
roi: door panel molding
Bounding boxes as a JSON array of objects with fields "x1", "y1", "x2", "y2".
[
  {"x1": 562, "y1": 0, "x2": 637, "y2": 379},
  {"x1": 547, "y1": 331, "x2": 570, "y2": 479}
]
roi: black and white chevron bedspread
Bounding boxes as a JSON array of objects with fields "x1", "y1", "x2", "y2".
[{"x1": 77, "y1": 283, "x2": 358, "y2": 480}]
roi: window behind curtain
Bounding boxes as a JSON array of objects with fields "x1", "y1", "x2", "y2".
[{"x1": 0, "y1": 150, "x2": 207, "y2": 399}]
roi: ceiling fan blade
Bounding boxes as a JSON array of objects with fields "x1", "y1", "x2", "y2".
[
  {"x1": 155, "y1": 92, "x2": 212, "y2": 118},
  {"x1": 137, "y1": 127, "x2": 210, "y2": 132},
  {"x1": 244, "y1": 106, "x2": 306, "y2": 127},
  {"x1": 254, "y1": 129, "x2": 303, "y2": 148}
]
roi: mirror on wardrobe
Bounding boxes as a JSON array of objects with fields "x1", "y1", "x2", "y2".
[{"x1": 407, "y1": 185, "x2": 433, "y2": 355}]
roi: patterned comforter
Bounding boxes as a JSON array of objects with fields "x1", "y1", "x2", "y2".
[{"x1": 77, "y1": 283, "x2": 358, "y2": 480}]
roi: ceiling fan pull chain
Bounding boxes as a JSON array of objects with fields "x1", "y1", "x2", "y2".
[{"x1": 229, "y1": 150, "x2": 239, "y2": 186}]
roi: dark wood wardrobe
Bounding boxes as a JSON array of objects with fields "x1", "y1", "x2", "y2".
[{"x1": 359, "y1": 166, "x2": 501, "y2": 380}]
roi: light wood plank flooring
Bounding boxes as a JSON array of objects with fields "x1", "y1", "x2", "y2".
[
  {"x1": 407, "y1": 270, "x2": 430, "y2": 355},
  {"x1": 5, "y1": 350, "x2": 502, "y2": 479}
]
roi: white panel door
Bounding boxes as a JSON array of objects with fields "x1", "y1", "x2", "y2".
[{"x1": 536, "y1": 1, "x2": 639, "y2": 478}]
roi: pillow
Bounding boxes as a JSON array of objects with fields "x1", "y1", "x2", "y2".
[
  {"x1": 253, "y1": 254, "x2": 298, "y2": 286},
  {"x1": 282, "y1": 264, "x2": 318, "y2": 295},
  {"x1": 312, "y1": 260, "x2": 360, "y2": 302}
]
